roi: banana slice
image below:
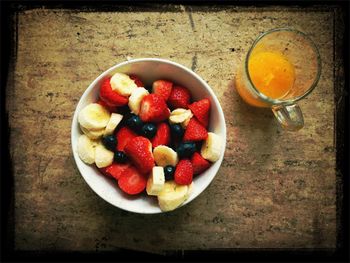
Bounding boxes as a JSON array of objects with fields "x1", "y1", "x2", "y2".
[
  {"x1": 169, "y1": 108, "x2": 193, "y2": 128},
  {"x1": 185, "y1": 182, "x2": 194, "y2": 200},
  {"x1": 94, "y1": 143, "x2": 114, "y2": 168},
  {"x1": 78, "y1": 103, "x2": 111, "y2": 131},
  {"x1": 77, "y1": 134, "x2": 98, "y2": 164},
  {"x1": 182, "y1": 115, "x2": 192, "y2": 128},
  {"x1": 110, "y1": 72, "x2": 137, "y2": 96},
  {"x1": 153, "y1": 145, "x2": 179, "y2": 167},
  {"x1": 104, "y1": 113, "x2": 123, "y2": 136},
  {"x1": 158, "y1": 181, "x2": 189, "y2": 212},
  {"x1": 146, "y1": 166, "x2": 165, "y2": 196},
  {"x1": 80, "y1": 125, "x2": 105, "y2": 140},
  {"x1": 201, "y1": 132, "x2": 223, "y2": 162},
  {"x1": 128, "y1": 87, "x2": 149, "y2": 114}
]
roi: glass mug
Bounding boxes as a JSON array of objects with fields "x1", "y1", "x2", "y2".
[{"x1": 235, "y1": 28, "x2": 321, "y2": 131}]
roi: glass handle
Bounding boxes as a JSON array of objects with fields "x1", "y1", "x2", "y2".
[{"x1": 271, "y1": 104, "x2": 304, "y2": 131}]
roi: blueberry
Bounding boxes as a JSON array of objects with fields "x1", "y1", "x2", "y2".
[
  {"x1": 170, "y1": 124, "x2": 184, "y2": 139},
  {"x1": 102, "y1": 135, "x2": 117, "y2": 151},
  {"x1": 117, "y1": 105, "x2": 131, "y2": 116},
  {"x1": 114, "y1": 151, "x2": 128, "y2": 163},
  {"x1": 164, "y1": 165, "x2": 175, "y2": 180},
  {"x1": 142, "y1": 123, "x2": 157, "y2": 138},
  {"x1": 126, "y1": 114, "x2": 144, "y2": 132},
  {"x1": 195, "y1": 141, "x2": 203, "y2": 152},
  {"x1": 176, "y1": 141, "x2": 196, "y2": 158}
]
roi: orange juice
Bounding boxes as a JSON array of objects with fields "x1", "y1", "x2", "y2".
[{"x1": 235, "y1": 51, "x2": 295, "y2": 107}]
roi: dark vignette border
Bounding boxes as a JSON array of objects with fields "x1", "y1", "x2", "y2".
[
  {"x1": 0, "y1": 0, "x2": 348, "y2": 262},
  {"x1": 1, "y1": 0, "x2": 16, "y2": 262}
]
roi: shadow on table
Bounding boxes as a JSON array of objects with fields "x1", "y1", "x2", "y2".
[{"x1": 224, "y1": 78, "x2": 283, "y2": 149}]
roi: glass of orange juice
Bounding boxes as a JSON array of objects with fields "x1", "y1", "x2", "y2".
[{"x1": 235, "y1": 28, "x2": 321, "y2": 131}]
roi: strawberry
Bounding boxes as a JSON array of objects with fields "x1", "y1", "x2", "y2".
[
  {"x1": 152, "y1": 80, "x2": 173, "y2": 101},
  {"x1": 124, "y1": 136, "x2": 155, "y2": 174},
  {"x1": 151, "y1": 122, "x2": 171, "y2": 148},
  {"x1": 99, "y1": 162, "x2": 131, "y2": 180},
  {"x1": 100, "y1": 77, "x2": 129, "y2": 107},
  {"x1": 130, "y1": 75, "x2": 144, "y2": 87},
  {"x1": 191, "y1": 152, "x2": 211, "y2": 175},
  {"x1": 118, "y1": 165, "x2": 147, "y2": 195},
  {"x1": 139, "y1": 94, "x2": 170, "y2": 123},
  {"x1": 115, "y1": 127, "x2": 138, "y2": 151},
  {"x1": 168, "y1": 85, "x2": 191, "y2": 109},
  {"x1": 174, "y1": 159, "x2": 193, "y2": 185},
  {"x1": 97, "y1": 99, "x2": 117, "y2": 113},
  {"x1": 183, "y1": 117, "x2": 208, "y2": 142},
  {"x1": 188, "y1": 98, "x2": 210, "y2": 128}
]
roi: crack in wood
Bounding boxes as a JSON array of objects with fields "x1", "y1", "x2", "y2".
[
  {"x1": 184, "y1": 6, "x2": 195, "y2": 31},
  {"x1": 191, "y1": 53, "x2": 198, "y2": 71}
]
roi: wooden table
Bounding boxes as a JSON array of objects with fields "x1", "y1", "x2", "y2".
[{"x1": 6, "y1": 4, "x2": 344, "y2": 256}]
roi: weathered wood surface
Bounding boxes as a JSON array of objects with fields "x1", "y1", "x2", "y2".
[{"x1": 7, "y1": 5, "x2": 338, "y2": 253}]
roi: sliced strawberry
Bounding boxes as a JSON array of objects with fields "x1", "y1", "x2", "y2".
[
  {"x1": 124, "y1": 136, "x2": 155, "y2": 174},
  {"x1": 100, "y1": 77, "x2": 129, "y2": 107},
  {"x1": 139, "y1": 94, "x2": 170, "y2": 123},
  {"x1": 118, "y1": 165, "x2": 147, "y2": 195},
  {"x1": 174, "y1": 159, "x2": 193, "y2": 185},
  {"x1": 183, "y1": 117, "x2": 208, "y2": 142},
  {"x1": 188, "y1": 98, "x2": 211, "y2": 128},
  {"x1": 191, "y1": 152, "x2": 211, "y2": 175},
  {"x1": 151, "y1": 122, "x2": 171, "y2": 148},
  {"x1": 168, "y1": 85, "x2": 191, "y2": 109},
  {"x1": 115, "y1": 127, "x2": 138, "y2": 151},
  {"x1": 152, "y1": 80, "x2": 173, "y2": 101},
  {"x1": 97, "y1": 99, "x2": 117, "y2": 113},
  {"x1": 99, "y1": 162, "x2": 131, "y2": 180},
  {"x1": 130, "y1": 75, "x2": 144, "y2": 87},
  {"x1": 99, "y1": 166, "x2": 113, "y2": 178}
]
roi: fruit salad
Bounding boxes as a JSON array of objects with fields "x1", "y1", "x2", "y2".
[{"x1": 76, "y1": 72, "x2": 223, "y2": 211}]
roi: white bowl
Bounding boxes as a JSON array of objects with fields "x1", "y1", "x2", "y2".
[{"x1": 71, "y1": 58, "x2": 226, "y2": 214}]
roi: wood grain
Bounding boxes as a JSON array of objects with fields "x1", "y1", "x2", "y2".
[{"x1": 7, "y1": 5, "x2": 338, "y2": 253}]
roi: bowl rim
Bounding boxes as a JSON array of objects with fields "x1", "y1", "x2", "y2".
[{"x1": 71, "y1": 57, "x2": 227, "y2": 214}]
